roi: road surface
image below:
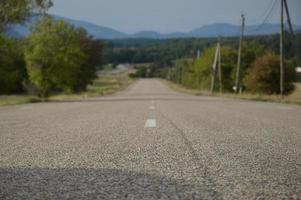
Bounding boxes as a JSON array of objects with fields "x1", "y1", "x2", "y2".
[{"x1": 1, "y1": 79, "x2": 301, "y2": 199}]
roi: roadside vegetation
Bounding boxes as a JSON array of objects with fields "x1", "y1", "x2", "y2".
[
  {"x1": 164, "y1": 44, "x2": 296, "y2": 94},
  {"x1": 0, "y1": 0, "x2": 111, "y2": 105},
  {"x1": 164, "y1": 80, "x2": 301, "y2": 105},
  {"x1": 0, "y1": 70, "x2": 134, "y2": 105},
  {"x1": 129, "y1": 37, "x2": 300, "y2": 103}
]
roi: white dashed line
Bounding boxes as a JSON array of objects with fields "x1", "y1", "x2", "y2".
[
  {"x1": 145, "y1": 119, "x2": 156, "y2": 128},
  {"x1": 149, "y1": 106, "x2": 155, "y2": 110}
]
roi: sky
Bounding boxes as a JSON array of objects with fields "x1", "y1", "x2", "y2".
[{"x1": 49, "y1": 0, "x2": 301, "y2": 34}]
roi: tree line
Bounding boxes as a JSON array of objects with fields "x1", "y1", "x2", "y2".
[
  {"x1": 128, "y1": 37, "x2": 299, "y2": 95},
  {"x1": 103, "y1": 33, "x2": 301, "y2": 67},
  {"x1": 0, "y1": 1, "x2": 103, "y2": 97}
]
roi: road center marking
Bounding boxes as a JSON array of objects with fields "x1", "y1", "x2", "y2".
[
  {"x1": 149, "y1": 106, "x2": 155, "y2": 110},
  {"x1": 145, "y1": 119, "x2": 156, "y2": 128}
]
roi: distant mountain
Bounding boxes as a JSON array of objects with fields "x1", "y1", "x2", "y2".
[
  {"x1": 51, "y1": 15, "x2": 127, "y2": 39},
  {"x1": 4, "y1": 15, "x2": 127, "y2": 39},
  {"x1": 4, "y1": 15, "x2": 301, "y2": 39},
  {"x1": 189, "y1": 23, "x2": 301, "y2": 37},
  {"x1": 190, "y1": 23, "x2": 239, "y2": 37},
  {"x1": 131, "y1": 31, "x2": 163, "y2": 39}
]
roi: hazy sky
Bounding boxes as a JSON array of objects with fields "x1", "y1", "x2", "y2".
[{"x1": 49, "y1": 0, "x2": 301, "y2": 33}]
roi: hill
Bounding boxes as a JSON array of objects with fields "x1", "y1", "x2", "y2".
[{"x1": 4, "y1": 15, "x2": 301, "y2": 39}]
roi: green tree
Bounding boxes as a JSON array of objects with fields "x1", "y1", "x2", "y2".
[
  {"x1": 0, "y1": 0, "x2": 52, "y2": 31},
  {"x1": 191, "y1": 46, "x2": 237, "y2": 91},
  {"x1": 234, "y1": 42, "x2": 267, "y2": 83},
  {"x1": 25, "y1": 17, "x2": 88, "y2": 97},
  {"x1": 75, "y1": 28, "x2": 103, "y2": 92},
  {"x1": 243, "y1": 53, "x2": 296, "y2": 94}
]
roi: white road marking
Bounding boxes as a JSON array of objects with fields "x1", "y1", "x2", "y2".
[
  {"x1": 149, "y1": 106, "x2": 155, "y2": 110},
  {"x1": 145, "y1": 119, "x2": 157, "y2": 128}
]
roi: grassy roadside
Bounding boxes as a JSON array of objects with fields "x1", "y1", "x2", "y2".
[
  {"x1": 0, "y1": 70, "x2": 135, "y2": 106},
  {"x1": 50, "y1": 70, "x2": 135, "y2": 101},
  {"x1": 163, "y1": 79, "x2": 301, "y2": 105},
  {"x1": 0, "y1": 96, "x2": 41, "y2": 106}
]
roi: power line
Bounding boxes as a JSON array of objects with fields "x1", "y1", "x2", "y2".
[
  {"x1": 248, "y1": 0, "x2": 276, "y2": 24},
  {"x1": 246, "y1": 0, "x2": 279, "y2": 34}
]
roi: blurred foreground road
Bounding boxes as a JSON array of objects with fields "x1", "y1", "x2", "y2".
[{"x1": 1, "y1": 79, "x2": 301, "y2": 199}]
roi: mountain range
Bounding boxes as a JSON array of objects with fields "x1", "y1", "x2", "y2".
[{"x1": 4, "y1": 15, "x2": 301, "y2": 40}]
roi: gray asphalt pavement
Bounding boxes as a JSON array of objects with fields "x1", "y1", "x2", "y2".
[{"x1": 1, "y1": 79, "x2": 301, "y2": 199}]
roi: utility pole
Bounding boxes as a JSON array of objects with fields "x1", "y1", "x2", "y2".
[
  {"x1": 280, "y1": 0, "x2": 294, "y2": 97},
  {"x1": 235, "y1": 14, "x2": 245, "y2": 94},
  {"x1": 218, "y1": 44, "x2": 223, "y2": 93},
  {"x1": 211, "y1": 43, "x2": 220, "y2": 95},
  {"x1": 280, "y1": 0, "x2": 284, "y2": 97}
]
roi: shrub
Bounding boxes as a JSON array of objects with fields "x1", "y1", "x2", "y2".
[{"x1": 243, "y1": 53, "x2": 296, "y2": 95}]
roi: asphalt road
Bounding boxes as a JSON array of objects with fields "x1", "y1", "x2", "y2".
[{"x1": 1, "y1": 79, "x2": 301, "y2": 200}]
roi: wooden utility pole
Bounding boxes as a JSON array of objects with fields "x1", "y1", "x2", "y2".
[
  {"x1": 280, "y1": 0, "x2": 294, "y2": 97},
  {"x1": 235, "y1": 14, "x2": 245, "y2": 94},
  {"x1": 283, "y1": 0, "x2": 294, "y2": 36},
  {"x1": 218, "y1": 44, "x2": 223, "y2": 93},
  {"x1": 211, "y1": 43, "x2": 220, "y2": 94},
  {"x1": 280, "y1": 0, "x2": 284, "y2": 97}
]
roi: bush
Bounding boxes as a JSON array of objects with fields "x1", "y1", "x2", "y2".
[{"x1": 243, "y1": 53, "x2": 296, "y2": 95}]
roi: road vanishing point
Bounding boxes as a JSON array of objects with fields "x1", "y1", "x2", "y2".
[{"x1": 1, "y1": 79, "x2": 301, "y2": 199}]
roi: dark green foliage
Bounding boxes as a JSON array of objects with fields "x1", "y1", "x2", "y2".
[
  {"x1": 244, "y1": 53, "x2": 296, "y2": 95},
  {"x1": 0, "y1": 0, "x2": 52, "y2": 31},
  {"x1": 103, "y1": 38, "x2": 218, "y2": 65},
  {"x1": 0, "y1": 35, "x2": 27, "y2": 94},
  {"x1": 74, "y1": 28, "x2": 104, "y2": 92}
]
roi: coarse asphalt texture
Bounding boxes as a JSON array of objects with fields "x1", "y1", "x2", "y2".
[{"x1": 1, "y1": 79, "x2": 301, "y2": 200}]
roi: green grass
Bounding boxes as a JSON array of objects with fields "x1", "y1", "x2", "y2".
[
  {"x1": 0, "y1": 71, "x2": 135, "y2": 106},
  {"x1": 163, "y1": 80, "x2": 301, "y2": 105},
  {"x1": 0, "y1": 95, "x2": 41, "y2": 106}
]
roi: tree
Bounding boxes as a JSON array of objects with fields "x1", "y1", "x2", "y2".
[
  {"x1": 0, "y1": 36, "x2": 27, "y2": 94},
  {"x1": 234, "y1": 42, "x2": 266, "y2": 83},
  {"x1": 243, "y1": 53, "x2": 296, "y2": 95},
  {"x1": 74, "y1": 27, "x2": 104, "y2": 92},
  {"x1": 0, "y1": 0, "x2": 52, "y2": 31},
  {"x1": 182, "y1": 47, "x2": 236, "y2": 91},
  {"x1": 24, "y1": 17, "x2": 88, "y2": 97}
]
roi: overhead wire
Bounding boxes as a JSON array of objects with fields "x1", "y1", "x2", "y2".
[
  {"x1": 247, "y1": 0, "x2": 277, "y2": 24},
  {"x1": 246, "y1": 0, "x2": 279, "y2": 34}
]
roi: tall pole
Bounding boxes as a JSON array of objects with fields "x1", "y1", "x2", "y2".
[
  {"x1": 279, "y1": 0, "x2": 294, "y2": 97},
  {"x1": 218, "y1": 44, "x2": 223, "y2": 93},
  {"x1": 211, "y1": 43, "x2": 219, "y2": 95},
  {"x1": 280, "y1": 0, "x2": 284, "y2": 97},
  {"x1": 235, "y1": 14, "x2": 245, "y2": 94},
  {"x1": 197, "y1": 49, "x2": 200, "y2": 59}
]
